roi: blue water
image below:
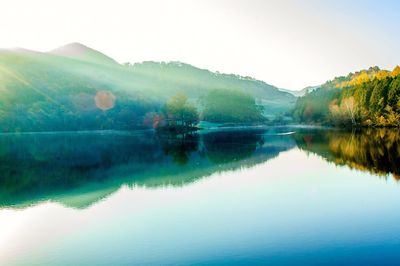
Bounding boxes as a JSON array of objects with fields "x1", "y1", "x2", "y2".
[{"x1": 0, "y1": 128, "x2": 399, "y2": 265}]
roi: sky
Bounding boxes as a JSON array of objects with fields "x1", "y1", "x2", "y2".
[{"x1": 0, "y1": 0, "x2": 399, "y2": 90}]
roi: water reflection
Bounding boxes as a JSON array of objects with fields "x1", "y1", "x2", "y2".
[
  {"x1": 0, "y1": 128, "x2": 294, "y2": 209},
  {"x1": 1, "y1": 127, "x2": 399, "y2": 210},
  {"x1": 160, "y1": 133, "x2": 199, "y2": 165},
  {"x1": 2, "y1": 128, "x2": 400, "y2": 266},
  {"x1": 202, "y1": 130, "x2": 265, "y2": 163},
  {"x1": 294, "y1": 128, "x2": 400, "y2": 179}
]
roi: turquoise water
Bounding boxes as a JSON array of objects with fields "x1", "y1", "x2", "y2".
[{"x1": 1, "y1": 128, "x2": 400, "y2": 265}]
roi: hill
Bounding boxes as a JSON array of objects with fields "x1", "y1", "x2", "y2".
[
  {"x1": 280, "y1": 86, "x2": 320, "y2": 97},
  {"x1": 49, "y1": 42, "x2": 119, "y2": 66},
  {"x1": 292, "y1": 66, "x2": 400, "y2": 126},
  {"x1": 0, "y1": 44, "x2": 295, "y2": 132},
  {"x1": 321, "y1": 66, "x2": 396, "y2": 89}
]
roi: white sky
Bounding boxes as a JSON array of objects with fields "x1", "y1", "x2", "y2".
[{"x1": 0, "y1": 0, "x2": 399, "y2": 90}]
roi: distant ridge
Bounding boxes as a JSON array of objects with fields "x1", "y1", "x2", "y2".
[
  {"x1": 49, "y1": 42, "x2": 119, "y2": 66},
  {"x1": 279, "y1": 86, "x2": 320, "y2": 97},
  {"x1": 0, "y1": 42, "x2": 296, "y2": 132}
]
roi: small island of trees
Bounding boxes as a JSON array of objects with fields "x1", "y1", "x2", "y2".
[
  {"x1": 155, "y1": 89, "x2": 265, "y2": 133},
  {"x1": 158, "y1": 92, "x2": 199, "y2": 133}
]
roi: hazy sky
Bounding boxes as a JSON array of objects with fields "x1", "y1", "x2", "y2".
[{"x1": 1, "y1": 0, "x2": 399, "y2": 90}]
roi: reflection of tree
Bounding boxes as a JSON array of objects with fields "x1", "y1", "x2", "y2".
[
  {"x1": 0, "y1": 129, "x2": 296, "y2": 209},
  {"x1": 329, "y1": 129, "x2": 400, "y2": 179},
  {"x1": 202, "y1": 130, "x2": 264, "y2": 164},
  {"x1": 161, "y1": 133, "x2": 199, "y2": 165},
  {"x1": 0, "y1": 132, "x2": 163, "y2": 205},
  {"x1": 295, "y1": 128, "x2": 400, "y2": 179}
]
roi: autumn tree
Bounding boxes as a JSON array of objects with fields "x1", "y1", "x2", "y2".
[
  {"x1": 329, "y1": 97, "x2": 358, "y2": 126},
  {"x1": 294, "y1": 67, "x2": 400, "y2": 127},
  {"x1": 391, "y1": 66, "x2": 400, "y2": 77}
]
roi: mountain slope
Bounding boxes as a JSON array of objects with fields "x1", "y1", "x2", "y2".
[
  {"x1": 279, "y1": 86, "x2": 320, "y2": 97},
  {"x1": 49, "y1": 42, "x2": 119, "y2": 66},
  {"x1": 0, "y1": 44, "x2": 295, "y2": 132},
  {"x1": 126, "y1": 61, "x2": 296, "y2": 113},
  {"x1": 292, "y1": 66, "x2": 400, "y2": 125}
]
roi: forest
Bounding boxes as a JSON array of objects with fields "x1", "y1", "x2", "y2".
[
  {"x1": 292, "y1": 66, "x2": 400, "y2": 127},
  {"x1": 155, "y1": 89, "x2": 265, "y2": 132},
  {"x1": 1, "y1": 43, "x2": 399, "y2": 131},
  {"x1": 0, "y1": 44, "x2": 293, "y2": 132}
]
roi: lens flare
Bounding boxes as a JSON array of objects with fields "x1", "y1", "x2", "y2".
[{"x1": 94, "y1": 91, "x2": 116, "y2": 111}]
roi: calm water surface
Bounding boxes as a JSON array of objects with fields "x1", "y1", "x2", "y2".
[{"x1": 0, "y1": 127, "x2": 400, "y2": 265}]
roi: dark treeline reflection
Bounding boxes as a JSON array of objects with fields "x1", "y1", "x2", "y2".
[
  {"x1": 203, "y1": 131, "x2": 265, "y2": 164},
  {"x1": 294, "y1": 128, "x2": 400, "y2": 179},
  {"x1": 2, "y1": 127, "x2": 398, "y2": 209},
  {"x1": 161, "y1": 133, "x2": 199, "y2": 165},
  {"x1": 0, "y1": 128, "x2": 295, "y2": 208}
]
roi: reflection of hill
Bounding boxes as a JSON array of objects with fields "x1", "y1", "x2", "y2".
[
  {"x1": 0, "y1": 128, "x2": 296, "y2": 209},
  {"x1": 294, "y1": 128, "x2": 400, "y2": 179}
]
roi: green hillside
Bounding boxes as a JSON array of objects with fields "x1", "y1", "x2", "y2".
[
  {"x1": 292, "y1": 66, "x2": 400, "y2": 126},
  {"x1": 0, "y1": 43, "x2": 295, "y2": 132}
]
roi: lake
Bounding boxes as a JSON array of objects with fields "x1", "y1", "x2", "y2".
[{"x1": 1, "y1": 127, "x2": 400, "y2": 265}]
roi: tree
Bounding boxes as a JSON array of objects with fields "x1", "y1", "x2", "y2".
[
  {"x1": 392, "y1": 66, "x2": 400, "y2": 77},
  {"x1": 370, "y1": 77, "x2": 390, "y2": 117},
  {"x1": 388, "y1": 76, "x2": 400, "y2": 111},
  {"x1": 376, "y1": 70, "x2": 390, "y2": 80},
  {"x1": 329, "y1": 97, "x2": 358, "y2": 126},
  {"x1": 342, "y1": 97, "x2": 357, "y2": 125},
  {"x1": 384, "y1": 106, "x2": 400, "y2": 127},
  {"x1": 163, "y1": 93, "x2": 199, "y2": 129}
]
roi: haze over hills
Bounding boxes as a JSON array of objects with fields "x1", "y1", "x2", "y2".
[
  {"x1": 279, "y1": 86, "x2": 320, "y2": 97},
  {"x1": 0, "y1": 42, "x2": 296, "y2": 132},
  {"x1": 49, "y1": 42, "x2": 119, "y2": 66},
  {"x1": 3, "y1": 42, "x2": 397, "y2": 132}
]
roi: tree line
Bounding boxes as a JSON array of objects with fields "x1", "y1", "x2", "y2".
[
  {"x1": 293, "y1": 66, "x2": 400, "y2": 127},
  {"x1": 155, "y1": 89, "x2": 265, "y2": 132}
]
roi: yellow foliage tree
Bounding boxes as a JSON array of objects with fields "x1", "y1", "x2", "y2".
[
  {"x1": 392, "y1": 65, "x2": 400, "y2": 77},
  {"x1": 353, "y1": 72, "x2": 370, "y2": 85},
  {"x1": 376, "y1": 115, "x2": 387, "y2": 126},
  {"x1": 376, "y1": 70, "x2": 390, "y2": 80}
]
